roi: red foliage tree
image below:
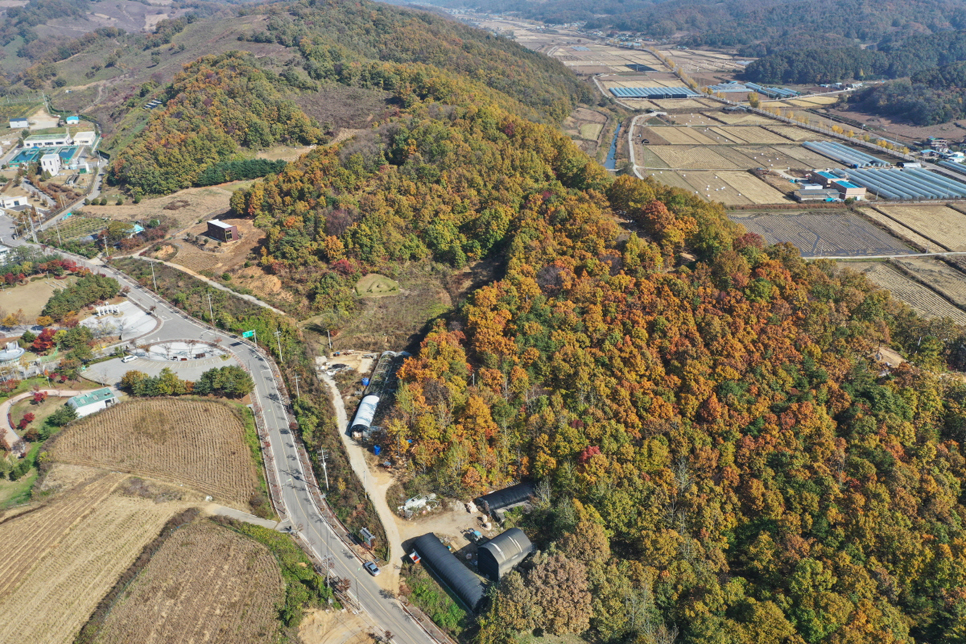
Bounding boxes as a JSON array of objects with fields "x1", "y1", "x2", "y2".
[{"x1": 32, "y1": 328, "x2": 56, "y2": 353}]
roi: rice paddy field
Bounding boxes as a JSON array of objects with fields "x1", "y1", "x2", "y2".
[
  {"x1": 865, "y1": 205, "x2": 966, "y2": 251},
  {"x1": 550, "y1": 43, "x2": 667, "y2": 74},
  {"x1": 845, "y1": 262, "x2": 966, "y2": 324},
  {"x1": 730, "y1": 211, "x2": 913, "y2": 257}
]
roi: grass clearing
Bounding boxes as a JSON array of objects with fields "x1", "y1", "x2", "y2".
[
  {"x1": 50, "y1": 398, "x2": 261, "y2": 511},
  {"x1": 402, "y1": 562, "x2": 470, "y2": 638},
  {"x1": 0, "y1": 275, "x2": 77, "y2": 321},
  {"x1": 355, "y1": 273, "x2": 400, "y2": 297}
]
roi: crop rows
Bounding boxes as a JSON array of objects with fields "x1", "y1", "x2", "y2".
[
  {"x1": 0, "y1": 495, "x2": 185, "y2": 644},
  {"x1": 852, "y1": 263, "x2": 966, "y2": 325},
  {"x1": 52, "y1": 399, "x2": 258, "y2": 507},
  {"x1": 93, "y1": 522, "x2": 284, "y2": 644},
  {"x1": 733, "y1": 212, "x2": 912, "y2": 257},
  {"x1": 719, "y1": 171, "x2": 787, "y2": 204},
  {"x1": 0, "y1": 472, "x2": 125, "y2": 599},
  {"x1": 657, "y1": 127, "x2": 718, "y2": 145},
  {"x1": 892, "y1": 258, "x2": 966, "y2": 309},
  {"x1": 874, "y1": 205, "x2": 966, "y2": 251},
  {"x1": 651, "y1": 146, "x2": 741, "y2": 169}
]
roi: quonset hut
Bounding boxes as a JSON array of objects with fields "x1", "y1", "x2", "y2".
[
  {"x1": 349, "y1": 394, "x2": 379, "y2": 437},
  {"x1": 475, "y1": 482, "x2": 535, "y2": 517},
  {"x1": 413, "y1": 533, "x2": 486, "y2": 611},
  {"x1": 478, "y1": 528, "x2": 533, "y2": 582}
]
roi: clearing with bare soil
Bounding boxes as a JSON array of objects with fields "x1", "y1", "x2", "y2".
[
  {"x1": 91, "y1": 521, "x2": 284, "y2": 644},
  {"x1": 50, "y1": 399, "x2": 260, "y2": 509},
  {"x1": 161, "y1": 217, "x2": 264, "y2": 276},
  {"x1": 83, "y1": 184, "x2": 243, "y2": 231}
]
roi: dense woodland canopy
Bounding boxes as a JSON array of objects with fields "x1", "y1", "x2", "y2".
[
  {"x1": 744, "y1": 29, "x2": 966, "y2": 84},
  {"x1": 108, "y1": 52, "x2": 324, "y2": 194},
  {"x1": 62, "y1": 0, "x2": 966, "y2": 641},
  {"x1": 849, "y1": 61, "x2": 966, "y2": 125},
  {"x1": 436, "y1": 0, "x2": 966, "y2": 47}
]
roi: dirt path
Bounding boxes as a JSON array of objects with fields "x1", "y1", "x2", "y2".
[
  {"x1": 319, "y1": 371, "x2": 405, "y2": 591},
  {"x1": 0, "y1": 389, "x2": 88, "y2": 456}
]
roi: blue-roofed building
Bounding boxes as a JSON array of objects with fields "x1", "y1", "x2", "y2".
[
  {"x1": 65, "y1": 115, "x2": 80, "y2": 125},
  {"x1": 832, "y1": 179, "x2": 866, "y2": 200}
]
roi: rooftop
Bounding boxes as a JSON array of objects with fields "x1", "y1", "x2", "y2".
[
  {"x1": 835, "y1": 180, "x2": 861, "y2": 188},
  {"x1": 68, "y1": 387, "x2": 115, "y2": 407},
  {"x1": 24, "y1": 133, "x2": 71, "y2": 141},
  {"x1": 207, "y1": 220, "x2": 234, "y2": 230}
]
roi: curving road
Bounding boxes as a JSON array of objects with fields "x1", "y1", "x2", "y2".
[{"x1": 1, "y1": 231, "x2": 432, "y2": 644}]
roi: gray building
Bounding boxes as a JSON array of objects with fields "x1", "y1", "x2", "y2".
[{"x1": 477, "y1": 528, "x2": 533, "y2": 582}]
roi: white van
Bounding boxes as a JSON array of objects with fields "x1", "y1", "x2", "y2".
[{"x1": 121, "y1": 355, "x2": 137, "y2": 363}]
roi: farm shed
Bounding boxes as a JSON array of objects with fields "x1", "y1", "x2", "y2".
[
  {"x1": 9, "y1": 117, "x2": 29, "y2": 129},
  {"x1": 67, "y1": 387, "x2": 117, "y2": 417},
  {"x1": 349, "y1": 394, "x2": 379, "y2": 437},
  {"x1": 206, "y1": 220, "x2": 238, "y2": 242},
  {"x1": 478, "y1": 528, "x2": 534, "y2": 581},
  {"x1": 413, "y1": 533, "x2": 487, "y2": 611},
  {"x1": 475, "y1": 482, "x2": 535, "y2": 515}
]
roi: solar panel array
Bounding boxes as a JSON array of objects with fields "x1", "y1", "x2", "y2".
[
  {"x1": 610, "y1": 86, "x2": 702, "y2": 98},
  {"x1": 804, "y1": 141, "x2": 891, "y2": 168},
  {"x1": 834, "y1": 167, "x2": 966, "y2": 200}
]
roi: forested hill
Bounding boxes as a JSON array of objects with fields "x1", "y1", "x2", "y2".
[
  {"x1": 244, "y1": 0, "x2": 587, "y2": 123},
  {"x1": 106, "y1": 0, "x2": 587, "y2": 194},
  {"x1": 849, "y1": 61, "x2": 966, "y2": 125},
  {"x1": 436, "y1": 0, "x2": 966, "y2": 47},
  {"x1": 744, "y1": 29, "x2": 966, "y2": 83}
]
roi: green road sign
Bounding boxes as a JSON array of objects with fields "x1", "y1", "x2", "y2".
[{"x1": 242, "y1": 330, "x2": 255, "y2": 338}]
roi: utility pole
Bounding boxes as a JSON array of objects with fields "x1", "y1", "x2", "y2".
[
  {"x1": 150, "y1": 262, "x2": 158, "y2": 291},
  {"x1": 206, "y1": 291, "x2": 214, "y2": 324},
  {"x1": 274, "y1": 329, "x2": 283, "y2": 361},
  {"x1": 320, "y1": 449, "x2": 329, "y2": 491},
  {"x1": 327, "y1": 329, "x2": 332, "y2": 349},
  {"x1": 293, "y1": 374, "x2": 300, "y2": 399}
]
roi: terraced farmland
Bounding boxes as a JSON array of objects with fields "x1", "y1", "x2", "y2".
[
  {"x1": 0, "y1": 471, "x2": 126, "y2": 599},
  {"x1": 51, "y1": 399, "x2": 259, "y2": 508},
  {"x1": 0, "y1": 493, "x2": 188, "y2": 644},
  {"x1": 90, "y1": 521, "x2": 284, "y2": 644},
  {"x1": 731, "y1": 212, "x2": 912, "y2": 257}
]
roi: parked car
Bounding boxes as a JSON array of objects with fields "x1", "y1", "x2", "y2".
[{"x1": 363, "y1": 561, "x2": 381, "y2": 576}]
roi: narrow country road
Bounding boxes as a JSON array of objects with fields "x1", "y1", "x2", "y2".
[
  {"x1": 1, "y1": 231, "x2": 433, "y2": 644},
  {"x1": 320, "y1": 371, "x2": 406, "y2": 591}
]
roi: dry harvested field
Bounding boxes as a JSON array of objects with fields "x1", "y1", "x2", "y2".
[
  {"x1": 0, "y1": 471, "x2": 125, "y2": 598},
  {"x1": 659, "y1": 48, "x2": 747, "y2": 73},
  {"x1": 0, "y1": 482, "x2": 188, "y2": 644},
  {"x1": 655, "y1": 127, "x2": 719, "y2": 145},
  {"x1": 732, "y1": 212, "x2": 912, "y2": 257},
  {"x1": 51, "y1": 399, "x2": 259, "y2": 508},
  {"x1": 666, "y1": 113, "x2": 723, "y2": 126},
  {"x1": 892, "y1": 257, "x2": 966, "y2": 309},
  {"x1": 551, "y1": 43, "x2": 666, "y2": 73},
  {"x1": 650, "y1": 146, "x2": 741, "y2": 169},
  {"x1": 872, "y1": 205, "x2": 966, "y2": 251},
  {"x1": 651, "y1": 98, "x2": 720, "y2": 110},
  {"x1": 255, "y1": 144, "x2": 316, "y2": 163},
  {"x1": 713, "y1": 113, "x2": 776, "y2": 125},
  {"x1": 845, "y1": 262, "x2": 966, "y2": 324},
  {"x1": 855, "y1": 208, "x2": 946, "y2": 253},
  {"x1": 91, "y1": 521, "x2": 284, "y2": 644},
  {"x1": 763, "y1": 125, "x2": 815, "y2": 142},
  {"x1": 710, "y1": 126, "x2": 791, "y2": 145},
  {"x1": 644, "y1": 170, "x2": 696, "y2": 192},
  {"x1": 683, "y1": 172, "x2": 754, "y2": 205}
]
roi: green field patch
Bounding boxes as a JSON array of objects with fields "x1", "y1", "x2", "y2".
[
  {"x1": 578, "y1": 123, "x2": 603, "y2": 140},
  {"x1": 355, "y1": 273, "x2": 400, "y2": 297}
]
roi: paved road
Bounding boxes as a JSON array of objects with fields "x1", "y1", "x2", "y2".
[{"x1": 2, "y1": 233, "x2": 431, "y2": 644}]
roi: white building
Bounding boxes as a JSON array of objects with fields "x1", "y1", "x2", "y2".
[
  {"x1": 66, "y1": 387, "x2": 117, "y2": 417},
  {"x1": 8, "y1": 118, "x2": 29, "y2": 129},
  {"x1": 72, "y1": 131, "x2": 97, "y2": 146},
  {"x1": 0, "y1": 190, "x2": 30, "y2": 210},
  {"x1": 40, "y1": 153, "x2": 61, "y2": 176},
  {"x1": 23, "y1": 133, "x2": 73, "y2": 148}
]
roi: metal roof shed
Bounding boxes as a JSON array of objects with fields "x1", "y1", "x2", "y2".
[
  {"x1": 413, "y1": 533, "x2": 487, "y2": 611},
  {"x1": 349, "y1": 394, "x2": 380, "y2": 434},
  {"x1": 478, "y1": 528, "x2": 534, "y2": 581},
  {"x1": 475, "y1": 482, "x2": 535, "y2": 514}
]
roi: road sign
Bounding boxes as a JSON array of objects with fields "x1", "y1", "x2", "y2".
[{"x1": 242, "y1": 330, "x2": 255, "y2": 338}]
